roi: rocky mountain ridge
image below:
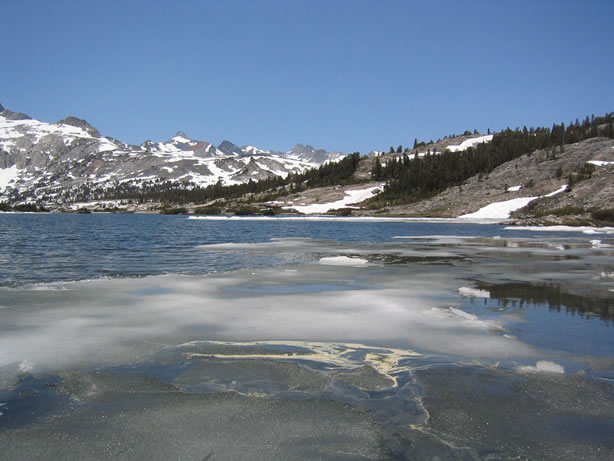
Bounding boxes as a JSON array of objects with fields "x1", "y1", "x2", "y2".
[
  {"x1": 350, "y1": 136, "x2": 614, "y2": 224},
  {"x1": 0, "y1": 104, "x2": 345, "y2": 205},
  {"x1": 2, "y1": 103, "x2": 613, "y2": 226}
]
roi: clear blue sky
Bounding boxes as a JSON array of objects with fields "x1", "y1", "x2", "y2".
[{"x1": 2, "y1": 0, "x2": 613, "y2": 153}]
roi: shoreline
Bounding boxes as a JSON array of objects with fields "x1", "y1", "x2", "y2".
[{"x1": 3, "y1": 208, "x2": 614, "y2": 230}]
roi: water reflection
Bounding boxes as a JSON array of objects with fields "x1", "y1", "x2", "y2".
[{"x1": 474, "y1": 281, "x2": 614, "y2": 323}]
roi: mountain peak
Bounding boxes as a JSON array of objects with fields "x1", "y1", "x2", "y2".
[
  {"x1": 289, "y1": 144, "x2": 317, "y2": 155},
  {"x1": 217, "y1": 140, "x2": 242, "y2": 156},
  {"x1": 0, "y1": 104, "x2": 32, "y2": 120},
  {"x1": 174, "y1": 131, "x2": 189, "y2": 139},
  {"x1": 57, "y1": 116, "x2": 101, "y2": 137},
  {"x1": 286, "y1": 143, "x2": 345, "y2": 163}
]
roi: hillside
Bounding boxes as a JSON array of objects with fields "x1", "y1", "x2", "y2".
[
  {"x1": 2, "y1": 103, "x2": 614, "y2": 225},
  {"x1": 361, "y1": 136, "x2": 614, "y2": 224}
]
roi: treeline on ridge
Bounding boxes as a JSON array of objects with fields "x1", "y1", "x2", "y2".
[
  {"x1": 63, "y1": 152, "x2": 363, "y2": 205},
  {"x1": 372, "y1": 113, "x2": 614, "y2": 204},
  {"x1": 4, "y1": 111, "x2": 613, "y2": 211}
]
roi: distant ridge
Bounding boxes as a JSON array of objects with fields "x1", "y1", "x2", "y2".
[{"x1": 0, "y1": 103, "x2": 346, "y2": 206}]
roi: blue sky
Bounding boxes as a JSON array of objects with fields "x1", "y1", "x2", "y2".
[{"x1": 2, "y1": 0, "x2": 613, "y2": 153}]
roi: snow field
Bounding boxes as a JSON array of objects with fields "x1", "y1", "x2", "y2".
[
  {"x1": 446, "y1": 135, "x2": 494, "y2": 152},
  {"x1": 460, "y1": 185, "x2": 568, "y2": 220},
  {"x1": 0, "y1": 165, "x2": 20, "y2": 191},
  {"x1": 283, "y1": 185, "x2": 382, "y2": 214}
]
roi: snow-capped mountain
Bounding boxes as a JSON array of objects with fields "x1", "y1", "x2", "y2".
[
  {"x1": 283, "y1": 143, "x2": 346, "y2": 164},
  {"x1": 0, "y1": 104, "x2": 345, "y2": 204}
]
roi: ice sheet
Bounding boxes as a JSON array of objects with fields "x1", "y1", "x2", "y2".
[
  {"x1": 505, "y1": 225, "x2": 614, "y2": 234},
  {"x1": 0, "y1": 264, "x2": 537, "y2": 380}
]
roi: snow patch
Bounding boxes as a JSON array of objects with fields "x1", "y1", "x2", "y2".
[
  {"x1": 506, "y1": 185, "x2": 522, "y2": 192},
  {"x1": 588, "y1": 160, "x2": 614, "y2": 166},
  {"x1": 242, "y1": 145, "x2": 270, "y2": 155},
  {"x1": 460, "y1": 197, "x2": 536, "y2": 220},
  {"x1": 409, "y1": 151, "x2": 442, "y2": 160},
  {"x1": 460, "y1": 185, "x2": 568, "y2": 220},
  {"x1": 0, "y1": 165, "x2": 20, "y2": 191},
  {"x1": 283, "y1": 185, "x2": 382, "y2": 214},
  {"x1": 543, "y1": 184, "x2": 568, "y2": 197},
  {"x1": 446, "y1": 135, "x2": 493, "y2": 152}
]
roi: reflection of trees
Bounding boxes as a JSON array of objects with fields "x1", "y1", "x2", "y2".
[{"x1": 475, "y1": 282, "x2": 614, "y2": 324}]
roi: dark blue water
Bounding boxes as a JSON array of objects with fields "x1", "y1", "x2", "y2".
[{"x1": 0, "y1": 213, "x2": 589, "y2": 286}]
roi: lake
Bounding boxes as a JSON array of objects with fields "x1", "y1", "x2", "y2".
[{"x1": 1, "y1": 213, "x2": 613, "y2": 459}]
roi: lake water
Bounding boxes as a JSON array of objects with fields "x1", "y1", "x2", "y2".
[{"x1": 1, "y1": 213, "x2": 613, "y2": 459}]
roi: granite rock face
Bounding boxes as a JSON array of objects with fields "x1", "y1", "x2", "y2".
[{"x1": 0, "y1": 105, "x2": 345, "y2": 205}]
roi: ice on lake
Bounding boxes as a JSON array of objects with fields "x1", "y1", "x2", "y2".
[{"x1": 1, "y1": 227, "x2": 614, "y2": 459}]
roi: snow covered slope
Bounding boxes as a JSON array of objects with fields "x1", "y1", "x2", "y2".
[
  {"x1": 283, "y1": 185, "x2": 382, "y2": 214},
  {"x1": 0, "y1": 104, "x2": 345, "y2": 204},
  {"x1": 446, "y1": 135, "x2": 493, "y2": 152}
]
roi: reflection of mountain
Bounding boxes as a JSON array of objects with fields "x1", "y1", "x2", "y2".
[{"x1": 476, "y1": 281, "x2": 614, "y2": 323}]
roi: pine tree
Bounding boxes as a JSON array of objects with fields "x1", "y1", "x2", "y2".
[{"x1": 371, "y1": 158, "x2": 383, "y2": 180}]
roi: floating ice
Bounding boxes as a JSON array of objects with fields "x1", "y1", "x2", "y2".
[
  {"x1": 0, "y1": 266, "x2": 535, "y2": 380},
  {"x1": 517, "y1": 360, "x2": 565, "y2": 374},
  {"x1": 448, "y1": 307, "x2": 478, "y2": 321},
  {"x1": 590, "y1": 239, "x2": 614, "y2": 248},
  {"x1": 190, "y1": 215, "x2": 482, "y2": 224},
  {"x1": 505, "y1": 225, "x2": 614, "y2": 234},
  {"x1": 18, "y1": 359, "x2": 32, "y2": 373},
  {"x1": 423, "y1": 307, "x2": 503, "y2": 332},
  {"x1": 319, "y1": 256, "x2": 368, "y2": 266},
  {"x1": 458, "y1": 286, "x2": 491, "y2": 298}
]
